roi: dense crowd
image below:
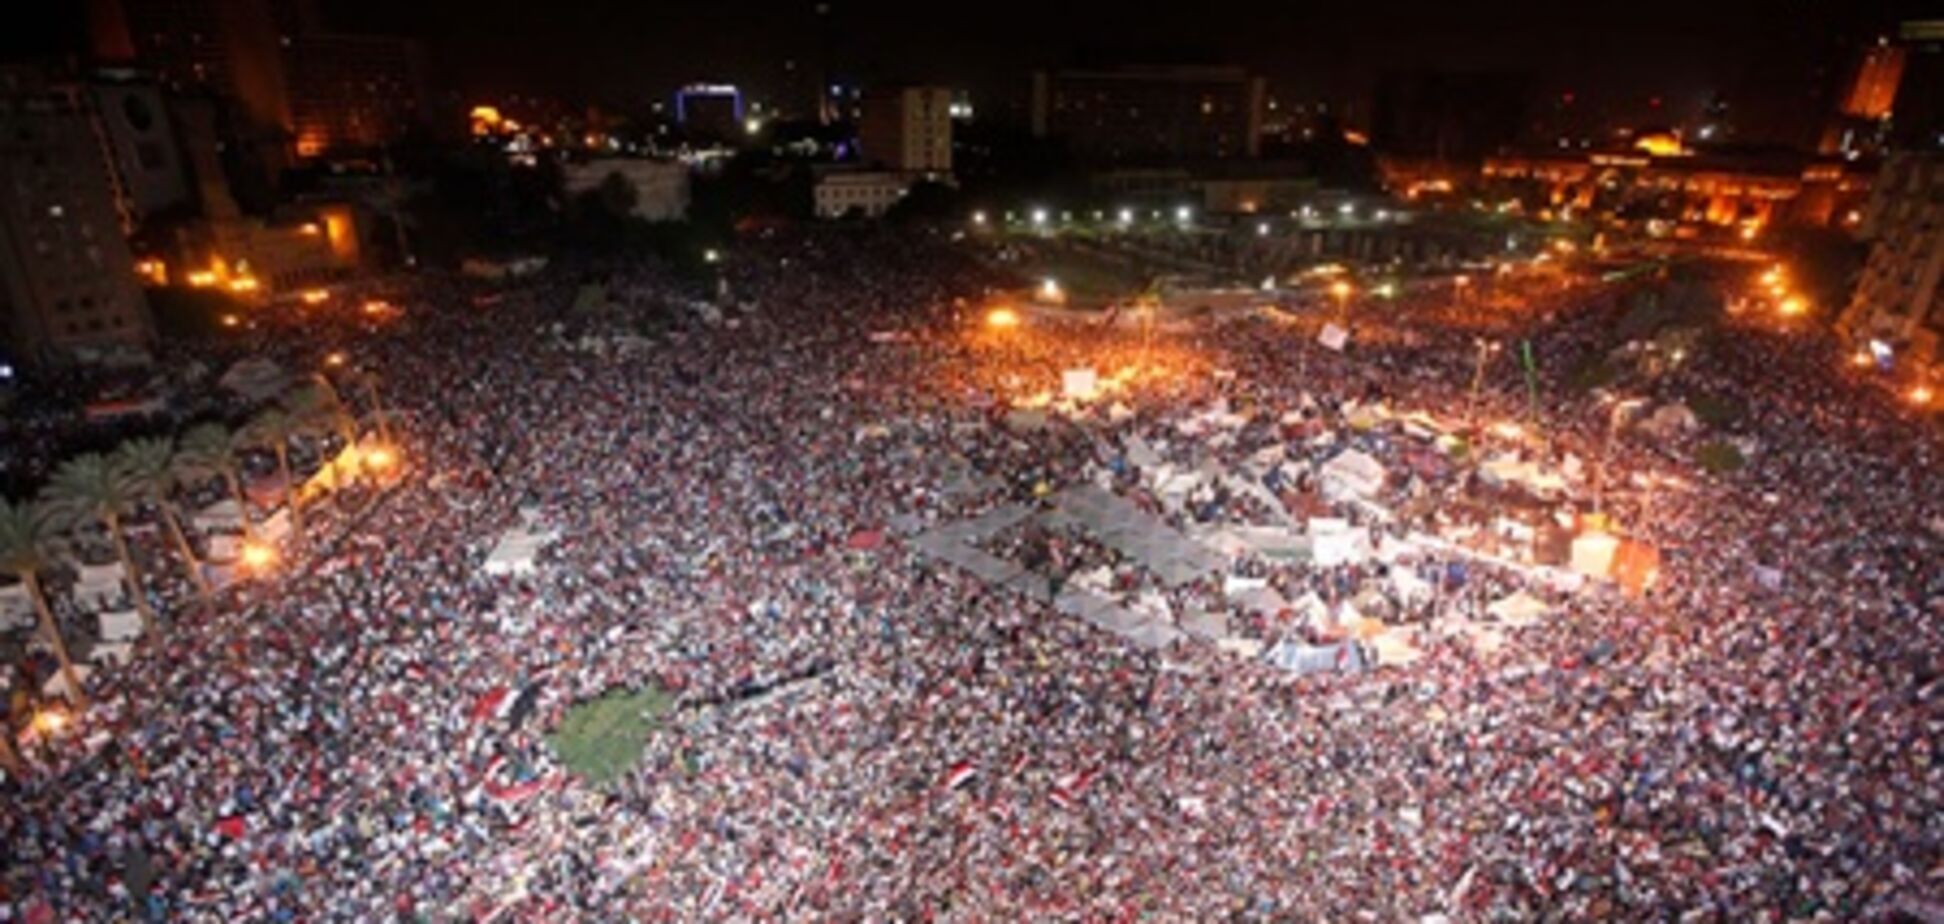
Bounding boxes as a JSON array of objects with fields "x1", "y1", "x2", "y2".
[{"x1": 3, "y1": 228, "x2": 1939, "y2": 921}]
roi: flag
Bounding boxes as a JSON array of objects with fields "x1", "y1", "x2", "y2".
[
  {"x1": 213, "y1": 815, "x2": 247, "y2": 840},
  {"x1": 941, "y1": 761, "x2": 978, "y2": 791}
]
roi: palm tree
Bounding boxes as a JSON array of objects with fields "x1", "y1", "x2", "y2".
[
  {"x1": 114, "y1": 437, "x2": 213, "y2": 606},
  {"x1": 39, "y1": 453, "x2": 156, "y2": 636},
  {"x1": 244, "y1": 407, "x2": 306, "y2": 550},
  {"x1": 178, "y1": 423, "x2": 257, "y2": 542},
  {"x1": 0, "y1": 498, "x2": 86, "y2": 712},
  {"x1": 350, "y1": 369, "x2": 396, "y2": 445}
]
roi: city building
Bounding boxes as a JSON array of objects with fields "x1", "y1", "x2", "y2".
[
  {"x1": 812, "y1": 168, "x2": 911, "y2": 218},
  {"x1": 1891, "y1": 20, "x2": 1944, "y2": 151},
  {"x1": 1372, "y1": 69, "x2": 1534, "y2": 165},
  {"x1": 86, "y1": 70, "x2": 194, "y2": 232},
  {"x1": 91, "y1": 0, "x2": 291, "y2": 138},
  {"x1": 562, "y1": 158, "x2": 692, "y2": 221},
  {"x1": 160, "y1": 97, "x2": 357, "y2": 294},
  {"x1": 1838, "y1": 153, "x2": 1944, "y2": 377},
  {"x1": 1481, "y1": 146, "x2": 1873, "y2": 232},
  {"x1": 1030, "y1": 65, "x2": 1265, "y2": 165},
  {"x1": 857, "y1": 85, "x2": 952, "y2": 179},
  {"x1": 0, "y1": 67, "x2": 155, "y2": 361},
  {"x1": 675, "y1": 84, "x2": 745, "y2": 144},
  {"x1": 284, "y1": 33, "x2": 427, "y2": 159}
]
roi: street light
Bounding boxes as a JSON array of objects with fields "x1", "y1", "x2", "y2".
[
  {"x1": 985, "y1": 307, "x2": 1020, "y2": 329},
  {"x1": 1117, "y1": 207, "x2": 1134, "y2": 226},
  {"x1": 1912, "y1": 384, "x2": 1936, "y2": 407},
  {"x1": 366, "y1": 446, "x2": 398, "y2": 472},
  {"x1": 241, "y1": 540, "x2": 277, "y2": 571},
  {"x1": 1174, "y1": 205, "x2": 1192, "y2": 224},
  {"x1": 1030, "y1": 208, "x2": 1049, "y2": 228},
  {"x1": 971, "y1": 210, "x2": 987, "y2": 226}
]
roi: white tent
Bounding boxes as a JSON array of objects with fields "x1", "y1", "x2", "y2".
[
  {"x1": 1320, "y1": 449, "x2": 1386, "y2": 501},
  {"x1": 193, "y1": 498, "x2": 245, "y2": 531},
  {"x1": 72, "y1": 563, "x2": 126, "y2": 610},
  {"x1": 1309, "y1": 518, "x2": 1371, "y2": 566},
  {"x1": 1317, "y1": 322, "x2": 1349, "y2": 352},
  {"x1": 483, "y1": 527, "x2": 560, "y2": 576},
  {"x1": 1486, "y1": 590, "x2": 1551, "y2": 627},
  {"x1": 99, "y1": 609, "x2": 143, "y2": 642},
  {"x1": 1061, "y1": 367, "x2": 1099, "y2": 401},
  {"x1": 1, "y1": 583, "x2": 33, "y2": 631},
  {"x1": 1370, "y1": 629, "x2": 1424, "y2": 666}
]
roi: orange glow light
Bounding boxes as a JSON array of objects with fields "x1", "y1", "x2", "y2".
[
  {"x1": 241, "y1": 541, "x2": 277, "y2": 569},
  {"x1": 301, "y1": 289, "x2": 330, "y2": 305},
  {"x1": 985, "y1": 307, "x2": 1020, "y2": 329},
  {"x1": 366, "y1": 447, "x2": 397, "y2": 470},
  {"x1": 1912, "y1": 385, "x2": 1935, "y2": 407}
]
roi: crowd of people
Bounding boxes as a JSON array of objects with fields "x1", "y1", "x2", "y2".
[{"x1": 2, "y1": 227, "x2": 1938, "y2": 921}]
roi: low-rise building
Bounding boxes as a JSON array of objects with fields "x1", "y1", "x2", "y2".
[{"x1": 813, "y1": 169, "x2": 911, "y2": 219}]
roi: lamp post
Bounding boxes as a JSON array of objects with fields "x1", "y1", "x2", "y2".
[
  {"x1": 1594, "y1": 395, "x2": 1646, "y2": 515},
  {"x1": 1468, "y1": 339, "x2": 1500, "y2": 425}
]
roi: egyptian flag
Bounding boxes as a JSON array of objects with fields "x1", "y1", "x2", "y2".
[
  {"x1": 1049, "y1": 768, "x2": 1098, "y2": 809},
  {"x1": 941, "y1": 761, "x2": 979, "y2": 792}
]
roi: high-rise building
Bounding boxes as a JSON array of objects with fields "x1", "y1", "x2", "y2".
[
  {"x1": 1839, "y1": 152, "x2": 1944, "y2": 377},
  {"x1": 1891, "y1": 20, "x2": 1944, "y2": 151},
  {"x1": 1030, "y1": 65, "x2": 1265, "y2": 165},
  {"x1": 91, "y1": 0, "x2": 290, "y2": 137},
  {"x1": 0, "y1": 68, "x2": 155, "y2": 361},
  {"x1": 857, "y1": 86, "x2": 952, "y2": 178},
  {"x1": 285, "y1": 33, "x2": 426, "y2": 158},
  {"x1": 87, "y1": 70, "x2": 193, "y2": 231}
]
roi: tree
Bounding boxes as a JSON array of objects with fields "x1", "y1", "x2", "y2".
[
  {"x1": 38, "y1": 453, "x2": 155, "y2": 636},
  {"x1": 349, "y1": 370, "x2": 396, "y2": 445},
  {"x1": 285, "y1": 382, "x2": 359, "y2": 507},
  {"x1": 178, "y1": 423, "x2": 257, "y2": 542},
  {"x1": 243, "y1": 407, "x2": 307, "y2": 551},
  {"x1": 114, "y1": 437, "x2": 214, "y2": 607},
  {"x1": 0, "y1": 498, "x2": 86, "y2": 712}
]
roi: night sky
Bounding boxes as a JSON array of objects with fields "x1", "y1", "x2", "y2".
[{"x1": 14, "y1": 0, "x2": 1936, "y2": 141}]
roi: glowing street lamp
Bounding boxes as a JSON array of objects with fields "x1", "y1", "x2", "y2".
[
  {"x1": 1030, "y1": 208, "x2": 1049, "y2": 228},
  {"x1": 34, "y1": 708, "x2": 66, "y2": 736},
  {"x1": 240, "y1": 540, "x2": 278, "y2": 571},
  {"x1": 365, "y1": 446, "x2": 398, "y2": 472},
  {"x1": 1039, "y1": 278, "x2": 1062, "y2": 301},
  {"x1": 1850, "y1": 350, "x2": 1873, "y2": 369},
  {"x1": 1777, "y1": 296, "x2": 1807, "y2": 317},
  {"x1": 1117, "y1": 208, "x2": 1134, "y2": 226},
  {"x1": 1174, "y1": 205, "x2": 1192, "y2": 224},
  {"x1": 985, "y1": 307, "x2": 1020, "y2": 329},
  {"x1": 324, "y1": 351, "x2": 347, "y2": 368},
  {"x1": 971, "y1": 210, "x2": 987, "y2": 226},
  {"x1": 1912, "y1": 384, "x2": 1936, "y2": 407},
  {"x1": 703, "y1": 249, "x2": 721, "y2": 264}
]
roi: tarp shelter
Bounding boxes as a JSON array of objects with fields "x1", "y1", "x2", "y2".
[
  {"x1": 1570, "y1": 532, "x2": 1620, "y2": 578},
  {"x1": 845, "y1": 529, "x2": 887, "y2": 552},
  {"x1": 1061, "y1": 368, "x2": 1099, "y2": 401},
  {"x1": 484, "y1": 526, "x2": 559, "y2": 576},
  {"x1": 0, "y1": 582, "x2": 33, "y2": 631},
  {"x1": 1309, "y1": 518, "x2": 1372, "y2": 567},
  {"x1": 1318, "y1": 322, "x2": 1349, "y2": 352},
  {"x1": 1370, "y1": 629, "x2": 1423, "y2": 666},
  {"x1": 99, "y1": 609, "x2": 143, "y2": 642},
  {"x1": 1264, "y1": 639, "x2": 1367, "y2": 675},
  {"x1": 1320, "y1": 449, "x2": 1386, "y2": 501},
  {"x1": 1611, "y1": 539, "x2": 1661, "y2": 597},
  {"x1": 1486, "y1": 590, "x2": 1551, "y2": 627},
  {"x1": 193, "y1": 499, "x2": 245, "y2": 531},
  {"x1": 72, "y1": 563, "x2": 126, "y2": 610}
]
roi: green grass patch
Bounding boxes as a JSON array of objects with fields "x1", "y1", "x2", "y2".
[
  {"x1": 1695, "y1": 440, "x2": 1745, "y2": 474},
  {"x1": 545, "y1": 685, "x2": 676, "y2": 785},
  {"x1": 1687, "y1": 392, "x2": 1744, "y2": 428},
  {"x1": 1566, "y1": 357, "x2": 1622, "y2": 395}
]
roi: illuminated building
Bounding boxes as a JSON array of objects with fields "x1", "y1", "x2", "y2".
[
  {"x1": 0, "y1": 67, "x2": 155, "y2": 361},
  {"x1": 675, "y1": 84, "x2": 744, "y2": 144},
  {"x1": 1841, "y1": 43, "x2": 1905, "y2": 120},
  {"x1": 284, "y1": 33, "x2": 426, "y2": 159},
  {"x1": 1838, "y1": 153, "x2": 1944, "y2": 376},
  {"x1": 812, "y1": 168, "x2": 912, "y2": 219},
  {"x1": 1481, "y1": 147, "x2": 1872, "y2": 231},
  {"x1": 91, "y1": 0, "x2": 291, "y2": 137},
  {"x1": 1031, "y1": 65, "x2": 1265, "y2": 165},
  {"x1": 858, "y1": 86, "x2": 953, "y2": 178}
]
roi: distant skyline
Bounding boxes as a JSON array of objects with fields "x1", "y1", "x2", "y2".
[{"x1": 13, "y1": 0, "x2": 1935, "y2": 143}]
